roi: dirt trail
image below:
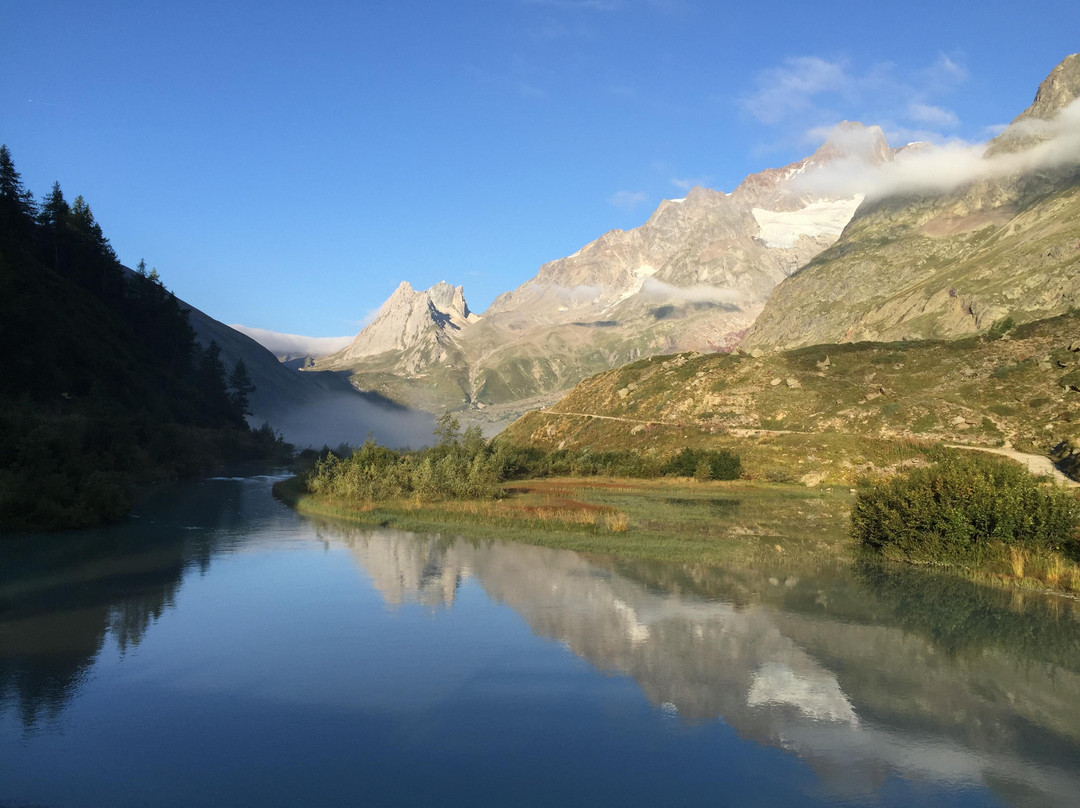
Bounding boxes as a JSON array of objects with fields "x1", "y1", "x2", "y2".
[
  {"x1": 947, "y1": 444, "x2": 1078, "y2": 486},
  {"x1": 538, "y1": 411, "x2": 1078, "y2": 486}
]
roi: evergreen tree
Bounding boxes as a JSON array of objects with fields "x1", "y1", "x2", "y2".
[
  {"x1": 36, "y1": 181, "x2": 69, "y2": 272},
  {"x1": 228, "y1": 359, "x2": 256, "y2": 417},
  {"x1": 0, "y1": 145, "x2": 36, "y2": 231},
  {"x1": 196, "y1": 340, "x2": 231, "y2": 425},
  {"x1": 37, "y1": 181, "x2": 69, "y2": 230}
]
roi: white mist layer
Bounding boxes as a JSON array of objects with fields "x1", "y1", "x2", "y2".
[
  {"x1": 231, "y1": 325, "x2": 353, "y2": 358},
  {"x1": 789, "y1": 98, "x2": 1080, "y2": 201}
]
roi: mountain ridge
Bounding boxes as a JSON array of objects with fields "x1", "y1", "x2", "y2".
[
  {"x1": 742, "y1": 53, "x2": 1080, "y2": 352},
  {"x1": 314, "y1": 123, "x2": 896, "y2": 427}
]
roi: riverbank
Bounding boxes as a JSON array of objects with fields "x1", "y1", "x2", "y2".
[
  {"x1": 274, "y1": 475, "x2": 856, "y2": 569},
  {"x1": 276, "y1": 471, "x2": 1080, "y2": 597}
]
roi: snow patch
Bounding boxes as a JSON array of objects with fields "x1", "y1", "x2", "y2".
[{"x1": 751, "y1": 195, "x2": 864, "y2": 249}]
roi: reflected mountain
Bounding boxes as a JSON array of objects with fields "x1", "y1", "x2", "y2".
[
  {"x1": 5, "y1": 481, "x2": 1080, "y2": 807},
  {"x1": 325, "y1": 521, "x2": 1080, "y2": 808}
]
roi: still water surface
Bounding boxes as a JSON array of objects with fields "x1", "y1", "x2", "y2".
[{"x1": 2, "y1": 475, "x2": 1080, "y2": 807}]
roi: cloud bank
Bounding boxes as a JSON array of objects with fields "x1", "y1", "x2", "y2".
[
  {"x1": 640, "y1": 277, "x2": 749, "y2": 307},
  {"x1": 788, "y1": 98, "x2": 1080, "y2": 202},
  {"x1": 231, "y1": 325, "x2": 354, "y2": 358}
]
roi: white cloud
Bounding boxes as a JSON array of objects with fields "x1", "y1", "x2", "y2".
[
  {"x1": 230, "y1": 325, "x2": 354, "y2": 358},
  {"x1": 740, "y1": 56, "x2": 854, "y2": 125},
  {"x1": 741, "y1": 53, "x2": 971, "y2": 144},
  {"x1": 640, "y1": 277, "x2": 749, "y2": 307},
  {"x1": 787, "y1": 98, "x2": 1080, "y2": 202},
  {"x1": 922, "y1": 54, "x2": 969, "y2": 88},
  {"x1": 908, "y1": 103, "x2": 959, "y2": 128},
  {"x1": 671, "y1": 176, "x2": 709, "y2": 191},
  {"x1": 609, "y1": 189, "x2": 649, "y2": 210}
]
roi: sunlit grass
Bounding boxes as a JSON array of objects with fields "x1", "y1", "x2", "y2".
[{"x1": 276, "y1": 475, "x2": 857, "y2": 568}]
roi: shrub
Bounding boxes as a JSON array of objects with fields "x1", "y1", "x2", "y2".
[
  {"x1": 661, "y1": 448, "x2": 742, "y2": 480},
  {"x1": 851, "y1": 453, "x2": 1080, "y2": 564}
]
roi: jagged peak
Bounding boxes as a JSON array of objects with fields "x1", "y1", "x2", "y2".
[
  {"x1": 1019, "y1": 53, "x2": 1080, "y2": 121},
  {"x1": 426, "y1": 280, "x2": 474, "y2": 321},
  {"x1": 809, "y1": 121, "x2": 892, "y2": 166},
  {"x1": 987, "y1": 54, "x2": 1080, "y2": 157}
]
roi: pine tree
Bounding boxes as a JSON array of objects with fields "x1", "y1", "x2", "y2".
[
  {"x1": 228, "y1": 359, "x2": 256, "y2": 417},
  {"x1": 36, "y1": 181, "x2": 68, "y2": 272},
  {"x1": 0, "y1": 144, "x2": 36, "y2": 230},
  {"x1": 196, "y1": 340, "x2": 231, "y2": 425}
]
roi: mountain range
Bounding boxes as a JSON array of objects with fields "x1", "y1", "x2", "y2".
[
  {"x1": 744, "y1": 53, "x2": 1080, "y2": 350},
  {"x1": 309, "y1": 122, "x2": 896, "y2": 428},
  {"x1": 301, "y1": 54, "x2": 1080, "y2": 437}
]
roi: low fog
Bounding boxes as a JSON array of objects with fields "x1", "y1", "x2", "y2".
[
  {"x1": 790, "y1": 97, "x2": 1080, "y2": 200},
  {"x1": 640, "y1": 277, "x2": 749, "y2": 307},
  {"x1": 251, "y1": 391, "x2": 436, "y2": 452},
  {"x1": 231, "y1": 325, "x2": 353, "y2": 359}
]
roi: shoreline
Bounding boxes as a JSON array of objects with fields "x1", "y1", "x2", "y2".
[{"x1": 274, "y1": 474, "x2": 1080, "y2": 597}]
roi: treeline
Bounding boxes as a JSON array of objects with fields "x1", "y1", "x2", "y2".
[
  {"x1": 0, "y1": 145, "x2": 290, "y2": 532},
  {"x1": 304, "y1": 414, "x2": 742, "y2": 505}
]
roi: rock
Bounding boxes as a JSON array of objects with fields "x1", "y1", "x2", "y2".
[
  {"x1": 770, "y1": 378, "x2": 782, "y2": 386},
  {"x1": 785, "y1": 378, "x2": 801, "y2": 389},
  {"x1": 617, "y1": 387, "x2": 629, "y2": 399},
  {"x1": 749, "y1": 348, "x2": 765, "y2": 359}
]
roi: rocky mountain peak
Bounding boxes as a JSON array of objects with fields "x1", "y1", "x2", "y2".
[
  {"x1": 427, "y1": 281, "x2": 474, "y2": 322},
  {"x1": 1020, "y1": 53, "x2": 1080, "y2": 121},
  {"x1": 731, "y1": 121, "x2": 891, "y2": 211},
  {"x1": 987, "y1": 54, "x2": 1080, "y2": 157},
  {"x1": 315, "y1": 279, "x2": 477, "y2": 368},
  {"x1": 809, "y1": 121, "x2": 892, "y2": 167}
]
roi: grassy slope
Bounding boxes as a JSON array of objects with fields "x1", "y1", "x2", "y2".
[{"x1": 500, "y1": 311, "x2": 1080, "y2": 485}]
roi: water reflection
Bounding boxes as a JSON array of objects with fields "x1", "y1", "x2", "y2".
[
  {"x1": 3, "y1": 477, "x2": 1080, "y2": 807},
  {"x1": 0, "y1": 476, "x2": 282, "y2": 727},
  {"x1": 322, "y1": 519, "x2": 1080, "y2": 807}
]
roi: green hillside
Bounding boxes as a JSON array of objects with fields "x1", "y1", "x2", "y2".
[{"x1": 500, "y1": 311, "x2": 1080, "y2": 485}]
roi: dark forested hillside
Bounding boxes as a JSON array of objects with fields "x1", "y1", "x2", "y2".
[{"x1": 0, "y1": 145, "x2": 289, "y2": 532}]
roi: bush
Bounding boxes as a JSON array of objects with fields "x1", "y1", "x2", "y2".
[
  {"x1": 851, "y1": 453, "x2": 1080, "y2": 564},
  {"x1": 661, "y1": 448, "x2": 742, "y2": 480}
]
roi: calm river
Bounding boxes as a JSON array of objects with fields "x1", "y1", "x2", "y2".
[{"x1": 2, "y1": 475, "x2": 1079, "y2": 807}]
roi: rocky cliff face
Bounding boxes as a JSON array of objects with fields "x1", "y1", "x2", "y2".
[
  {"x1": 316, "y1": 125, "x2": 892, "y2": 424},
  {"x1": 321, "y1": 280, "x2": 477, "y2": 367},
  {"x1": 744, "y1": 54, "x2": 1080, "y2": 352}
]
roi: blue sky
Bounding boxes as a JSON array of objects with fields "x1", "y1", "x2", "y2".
[{"x1": 3, "y1": 1, "x2": 1078, "y2": 337}]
